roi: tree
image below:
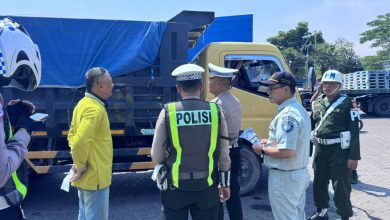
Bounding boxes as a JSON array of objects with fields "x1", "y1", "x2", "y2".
[
  {"x1": 361, "y1": 50, "x2": 389, "y2": 70},
  {"x1": 311, "y1": 43, "x2": 337, "y2": 74},
  {"x1": 267, "y1": 22, "x2": 325, "y2": 52},
  {"x1": 282, "y1": 47, "x2": 306, "y2": 79},
  {"x1": 333, "y1": 38, "x2": 363, "y2": 73},
  {"x1": 360, "y1": 13, "x2": 390, "y2": 53},
  {"x1": 267, "y1": 22, "x2": 325, "y2": 79}
]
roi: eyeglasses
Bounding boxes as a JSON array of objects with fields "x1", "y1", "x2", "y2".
[{"x1": 267, "y1": 85, "x2": 287, "y2": 92}]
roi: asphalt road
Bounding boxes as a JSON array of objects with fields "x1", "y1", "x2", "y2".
[{"x1": 24, "y1": 114, "x2": 390, "y2": 219}]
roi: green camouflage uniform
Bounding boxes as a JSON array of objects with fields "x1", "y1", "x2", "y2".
[{"x1": 310, "y1": 94, "x2": 361, "y2": 218}]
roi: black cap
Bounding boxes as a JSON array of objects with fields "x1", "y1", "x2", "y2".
[{"x1": 259, "y1": 71, "x2": 297, "y2": 87}]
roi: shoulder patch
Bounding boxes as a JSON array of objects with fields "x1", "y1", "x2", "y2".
[
  {"x1": 281, "y1": 116, "x2": 298, "y2": 133},
  {"x1": 350, "y1": 109, "x2": 360, "y2": 121}
]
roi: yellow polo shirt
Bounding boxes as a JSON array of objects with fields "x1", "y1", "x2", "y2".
[{"x1": 68, "y1": 94, "x2": 113, "y2": 190}]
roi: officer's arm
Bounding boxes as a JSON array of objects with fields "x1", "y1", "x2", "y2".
[
  {"x1": 264, "y1": 146, "x2": 295, "y2": 159},
  {"x1": 218, "y1": 111, "x2": 231, "y2": 171},
  {"x1": 69, "y1": 107, "x2": 100, "y2": 172},
  {"x1": 151, "y1": 109, "x2": 168, "y2": 163},
  {"x1": 347, "y1": 102, "x2": 361, "y2": 160},
  {"x1": 218, "y1": 111, "x2": 231, "y2": 188},
  {"x1": 0, "y1": 128, "x2": 30, "y2": 187}
]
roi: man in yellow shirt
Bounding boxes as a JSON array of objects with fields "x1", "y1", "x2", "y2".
[{"x1": 67, "y1": 67, "x2": 114, "y2": 220}]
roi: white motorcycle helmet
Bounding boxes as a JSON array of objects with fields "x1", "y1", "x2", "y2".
[
  {"x1": 0, "y1": 18, "x2": 41, "y2": 91},
  {"x1": 321, "y1": 69, "x2": 343, "y2": 84}
]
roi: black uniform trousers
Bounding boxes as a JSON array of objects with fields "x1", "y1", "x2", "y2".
[
  {"x1": 0, "y1": 205, "x2": 24, "y2": 220},
  {"x1": 313, "y1": 144, "x2": 353, "y2": 218},
  {"x1": 218, "y1": 147, "x2": 243, "y2": 220},
  {"x1": 161, "y1": 184, "x2": 219, "y2": 220}
]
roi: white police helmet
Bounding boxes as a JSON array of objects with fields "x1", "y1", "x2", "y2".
[
  {"x1": 172, "y1": 64, "x2": 204, "y2": 81},
  {"x1": 321, "y1": 70, "x2": 343, "y2": 84},
  {"x1": 208, "y1": 63, "x2": 237, "y2": 78},
  {"x1": 0, "y1": 18, "x2": 41, "y2": 91}
]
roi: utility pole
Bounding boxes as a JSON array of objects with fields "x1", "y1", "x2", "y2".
[{"x1": 314, "y1": 31, "x2": 317, "y2": 71}]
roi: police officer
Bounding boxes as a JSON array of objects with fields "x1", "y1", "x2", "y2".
[
  {"x1": 0, "y1": 18, "x2": 41, "y2": 219},
  {"x1": 252, "y1": 71, "x2": 311, "y2": 220},
  {"x1": 308, "y1": 70, "x2": 360, "y2": 220},
  {"x1": 151, "y1": 64, "x2": 231, "y2": 220},
  {"x1": 208, "y1": 63, "x2": 243, "y2": 220}
]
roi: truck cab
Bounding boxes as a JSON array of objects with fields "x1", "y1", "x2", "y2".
[{"x1": 194, "y1": 42, "x2": 291, "y2": 194}]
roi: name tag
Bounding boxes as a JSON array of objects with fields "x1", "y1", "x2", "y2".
[{"x1": 176, "y1": 110, "x2": 212, "y2": 126}]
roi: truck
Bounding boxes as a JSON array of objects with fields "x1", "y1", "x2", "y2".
[{"x1": 1, "y1": 11, "x2": 293, "y2": 195}]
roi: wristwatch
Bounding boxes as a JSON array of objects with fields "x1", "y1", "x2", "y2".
[{"x1": 261, "y1": 144, "x2": 267, "y2": 155}]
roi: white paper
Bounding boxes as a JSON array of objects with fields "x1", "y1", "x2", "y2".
[
  {"x1": 151, "y1": 164, "x2": 164, "y2": 181},
  {"x1": 60, "y1": 169, "x2": 75, "y2": 192},
  {"x1": 30, "y1": 113, "x2": 49, "y2": 121}
]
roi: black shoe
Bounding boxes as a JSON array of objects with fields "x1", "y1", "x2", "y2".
[
  {"x1": 351, "y1": 170, "x2": 358, "y2": 184},
  {"x1": 307, "y1": 208, "x2": 328, "y2": 220}
]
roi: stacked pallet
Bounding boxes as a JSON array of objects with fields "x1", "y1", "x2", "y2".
[{"x1": 343, "y1": 70, "x2": 389, "y2": 90}]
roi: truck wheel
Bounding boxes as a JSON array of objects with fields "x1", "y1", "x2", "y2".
[
  {"x1": 360, "y1": 102, "x2": 369, "y2": 114},
  {"x1": 374, "y1": 96, "x2": 390, "y2": 117},
  {"x1": 239, "y1": 146, "x2": 262, "y2": 196}
]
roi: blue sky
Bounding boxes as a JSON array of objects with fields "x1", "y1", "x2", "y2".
[{"x1": 1, "y1": 0, "x2": 389, "y2": 57}]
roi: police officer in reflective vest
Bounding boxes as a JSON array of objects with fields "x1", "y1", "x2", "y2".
[
  {"x1": 0, "y1": 18, "x2": 42, "y2": 219},
  {"x1": 308, "y1": 70, "x2": 360, "y2": 220},
  {"x1": 208, "y1": 63, "x2": 243, "y2": 220},
  {"x1": 151, "y1": 64, "x2": 231, "y2": 220}
]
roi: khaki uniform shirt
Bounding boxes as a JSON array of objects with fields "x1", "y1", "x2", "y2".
[{"x1": 211, "y1": 90, "x2": 242, "y2": 147}]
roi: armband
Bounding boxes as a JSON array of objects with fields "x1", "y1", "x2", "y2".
[{"x1": 219, "y1": 170, "x2": 230, "y2": 188}]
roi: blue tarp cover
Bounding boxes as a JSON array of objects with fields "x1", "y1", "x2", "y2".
[
  {"x1": 188, "y1": 14, "x2": 253, "y2": 61},
  {"x1": 5, "y1": 16, "x2": 167, "y2": 87}
]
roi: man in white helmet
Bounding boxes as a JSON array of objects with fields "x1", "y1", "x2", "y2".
[
  {"x1": 307, "y1": 70, "x2": 360, "y2": 220},
  {"x1": 207, "y1": 63, "x2": 243, "y2": 220},
  {"x1": 0, "y1": 18, "x2": 41, "y2": 219}
]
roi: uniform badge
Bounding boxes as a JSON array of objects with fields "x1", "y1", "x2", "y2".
[{"x1": 281, "y1": 116, "x2": 297, "y2": 133}]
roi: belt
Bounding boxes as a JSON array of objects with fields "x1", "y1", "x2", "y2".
[
  {"x1": 179, "y1": 171, "x2": 209, "y2": 180},
  {"x1": 0, "y1": 196, "x2": 10, "y2": 210},
  {"x1": 229, "y1": 143, "x2": 239, "y2": 149},
  {"x1": 315, "y1": 137, "x2": 341, "y2": 145},
  {"x1": 270, "y1": 167, "x2": 306, "y2": 172}
]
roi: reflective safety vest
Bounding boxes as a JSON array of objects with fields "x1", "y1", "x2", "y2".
[
  {"x1": 164, "y1": 99, "x2": 221, "y2": 191},
  {"x1": 0, "y1": 113, "x2": 28, "y2": 208}
]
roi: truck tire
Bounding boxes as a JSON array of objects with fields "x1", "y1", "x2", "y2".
[
  {"x1": 360, "y1": 101, "x2": 369, "y2": 114},
  {"x1": 239, "y1": 146, "x2": 262, "y2": 196},
  {"x1": 374, "y1": 96, "x2": 390, "y2": 117}
]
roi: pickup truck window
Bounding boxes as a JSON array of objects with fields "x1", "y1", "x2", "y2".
[{"x1": 224, "y1": 55, "x2": 284, "y2": 95}]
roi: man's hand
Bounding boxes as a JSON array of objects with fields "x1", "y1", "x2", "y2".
[
  {"x1": 347, "y1": 160, "x2": 358, "y2": 170},
  {"x1": 218, "y1": 185, "x2": 230, "y2": 203},
  {"x1": 8, "y1": 99, "x2": 36, "y2": 113},
  {"x1": 6, "y1": 99, "x2": 36, "y2": 127},
  {"x1": 252, "y1": 144, "x2": 263, "y2": 155},
  {"x1": 69, "y1": 166, "x2": 85, "y2": 182}
]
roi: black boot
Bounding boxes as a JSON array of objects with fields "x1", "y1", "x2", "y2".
[
  {"x1": 351, "y1": 170, "x2": 358, "y2": 184},
  {"x1": 307, "y1": 208, "x2": 328, "y2": 220}
]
